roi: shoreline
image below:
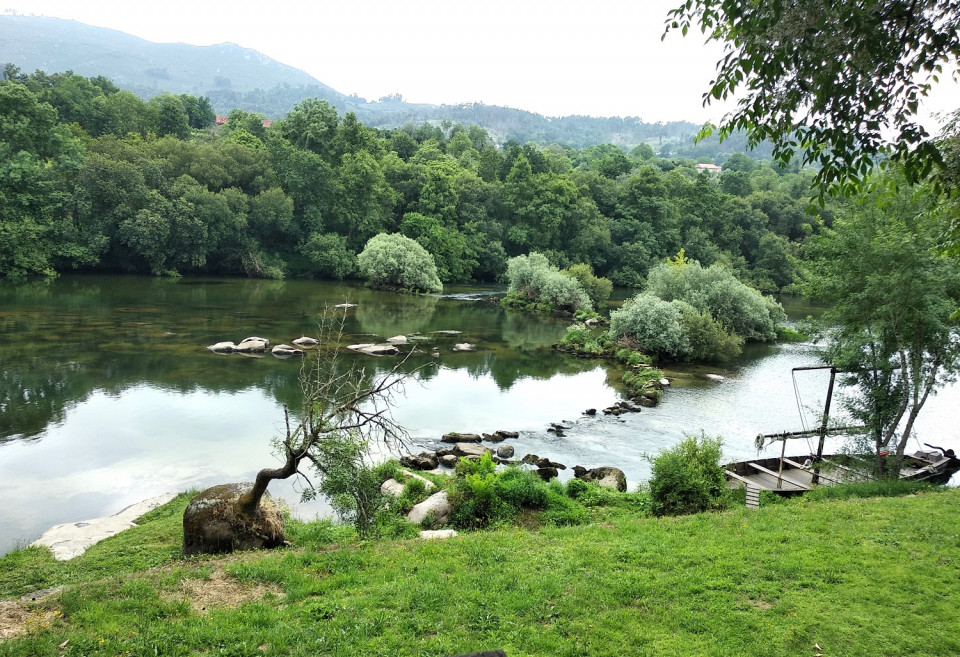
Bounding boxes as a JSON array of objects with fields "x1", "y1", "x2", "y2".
[{"x1": 30, "y1": 492, "x2": 178, "y2": 561}]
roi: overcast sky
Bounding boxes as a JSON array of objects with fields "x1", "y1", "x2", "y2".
[{"x1": 4, "y1": 0, "x2": 959, "y2": 127}]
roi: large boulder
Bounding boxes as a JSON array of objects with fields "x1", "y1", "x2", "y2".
[
  {"x1": 441, "y1": 432, "x2": 482, "y2": 444},
  {"x1": 407, "y1": 491, "x2": 452, "y2": 528},
  {"x1": 453, "y1": 443, "x2": 490, "y2": 459},
  {"x1": 182, "y1": 483, "x2": 285, "y2": 555},
  {"x1": 496, "y1": 444, "x2": 515, "y2": 459},
  {"x1": 574, "y1": 466, "x2": 628, "y2": 492},
  {"x1": 400, "y1": 451, "x2": 439, "y2": 470},
  {"x1": 235, "y1": 337, "x2": 269, "y2": 354},
  {"x1": 347, "y1": 343, "x2": 400, "y2": 356},
  {"x1": 207, "y1": 341, "x2": 237, "y2": 354}
]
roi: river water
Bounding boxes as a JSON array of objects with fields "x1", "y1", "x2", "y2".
[{"x1": 1, "y1": 275, "x2": 957, "y2": 555}]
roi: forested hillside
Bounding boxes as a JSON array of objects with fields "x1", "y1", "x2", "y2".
[
  {"x1": 0, "y1": 69, "x2": 818, "y2": 290},
  {"x1": 1, "y1": 15, "x2": 715, "y2": 148}
]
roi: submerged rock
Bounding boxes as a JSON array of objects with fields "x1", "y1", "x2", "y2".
[
  {"x1": 292, "y1": 336, "x2": 319, "y2": 347},
  {"x1": 235, "y1": 337, "x2": 269, "y2": 353},
  {"x1": 207, "y1": 341, "x2": 236, "y2": 354},
  {"x1": 271, "y1": 344, "x2": 304, "y2": 357},
  {"x1": 347, "y1": 343, "x2": 400, "y2": 356}
]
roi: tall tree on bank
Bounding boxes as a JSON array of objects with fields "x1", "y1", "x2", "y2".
[
  {"x1": 665, "y1": 0, "x2": 960, "y2": 196},
  {"x1": 803, "y1": 178, "x2": 960, "y2": 474}
]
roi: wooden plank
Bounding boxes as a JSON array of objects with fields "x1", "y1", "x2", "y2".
[
  {"x1": 724, "y1": 469, "x2": 756, "y2": 487},
  {"x1": 781, "y1": 458, "x2": 845, "y2": 485},
  {"x1": 746, "y1": 462, "x2": 811, "y2": 491},
  {"x1": 745, "y1": 485, "x2": 760, "y2": 509}
]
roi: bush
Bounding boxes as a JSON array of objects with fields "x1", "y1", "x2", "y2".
[
  {"x1": 609, "y1": 293, "x2": 689, "y2": 359},
  {"x1": 562, "y1": 263, "x2": 613, "y2": 309},
  {"x1": 300, "y1": 232, "x2": 356, "y2": 280},
  {"x1": 357, "y1": 232, "x2": 443, "y2": 293},
  {"x1": 678, "y1": 302, "x2": 744, "y2": 361},
  {"x1": 503, "y1": 252, "x2": 592, "y2": 313},
  {"x1": 645, "y1": 259, "x2": 785, "y2": 342},
  {"x1": 647, "y1": 433, "x2": 728, "y2": 517}
]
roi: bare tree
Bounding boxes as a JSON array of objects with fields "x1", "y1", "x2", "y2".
[{"x1": 184, "y1": 308, "x2": 418, "y2": 554}]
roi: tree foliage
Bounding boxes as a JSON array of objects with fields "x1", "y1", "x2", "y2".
[
  {"x1": 666, "y1": 0, "x2": 960, "y2": 195},
  {"x1": 503, "y1": 252, "x2": 593, "y2": 314},
  {"x1": 803, "y1": 175, "x2": 960, "y2": 474},
  {"x1": 357, "y1": 233, "x2": 443, "y2": 293}
]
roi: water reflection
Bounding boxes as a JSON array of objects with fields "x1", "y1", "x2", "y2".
[{"x1": 1, "y1": 276, "x2": 958, "y2": 557}]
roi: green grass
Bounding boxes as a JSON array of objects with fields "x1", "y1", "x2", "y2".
[{"x1": 3, "y1": 488, "x2": 960, "y2": 655}]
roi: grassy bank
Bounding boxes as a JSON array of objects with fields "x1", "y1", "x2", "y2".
[{"x1": 2, "y1": 488, "x2": 960, "y2": 656}]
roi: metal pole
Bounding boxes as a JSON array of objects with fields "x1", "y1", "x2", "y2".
[{"x1": 813, "y1": 367, "x2": 836, "y2": 485}]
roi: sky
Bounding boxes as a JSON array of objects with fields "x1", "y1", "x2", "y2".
[{"x1": 3, "y1": 0, "x2": 960, "y2": 127}]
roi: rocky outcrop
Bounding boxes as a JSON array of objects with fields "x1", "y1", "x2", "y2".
[
  {"x1": 407, "y1": 491, "x2": 452, "y2": 528},
  {"x1": 271, "y1": 344, "x2": 304, "y2": 357},
  {"x1": 453, "y1": 443, "x2": 490, "y2": 459},
  {"x1": 400, "y1": 452, "x2": 439, "y2": 470},
  {"x1": 235, "y1": 337, "x2": 269, "y2": 354},
  {"x1": 347, "y1": 343, "x2": 400, "y2": 356},
  {"x1": 573, "y1": 466, "x2": 628, "y2": 492},
  {"x1": 441, "y1": 432, "x2": 482, "y2": 444},
  {"x1": 182, "y1": 483, "x2": 285, "y2": 555}
]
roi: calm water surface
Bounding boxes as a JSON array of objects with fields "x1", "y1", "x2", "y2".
[{"x1": 1, "y1": 275, "x2": 957, "y2": 555}]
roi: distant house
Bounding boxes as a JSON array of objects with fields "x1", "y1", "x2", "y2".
[{"x1": 695, "y1": 163, "x2": 723, "y2": 175}]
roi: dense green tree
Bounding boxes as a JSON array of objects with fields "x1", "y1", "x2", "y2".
[
  {"x1": 357, "y1": 232, "x2": 442, "y2": 293},
  {"x1": 666, "y1": 0, "x2": 960, "y2": 194},
  {"x1": 300, "y1": 232, "x2": 356, "y2": 280},
  {"x1": 803, "y1": 177, "x2": 960, "y2": 474}
]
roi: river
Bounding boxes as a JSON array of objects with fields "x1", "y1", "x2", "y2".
[{"x1": 1, "y1": 275, "x2": 957, "y2": 555}]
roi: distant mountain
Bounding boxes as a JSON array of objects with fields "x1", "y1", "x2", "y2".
[{"x1": 0, "y1": 14, "x2": 717, "y2": 149}]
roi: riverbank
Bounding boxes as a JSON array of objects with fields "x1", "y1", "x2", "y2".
[{"x1": 2, "y1": 487, "x2": 959, "y2": 655}]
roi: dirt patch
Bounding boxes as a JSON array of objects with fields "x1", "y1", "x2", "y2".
[
  {"x1": 171, "y1": 567, "x2": 282, "y2": 614},
  {"x1": 0, "y1": 600, "x2": 60, "y2": 641},
  {"x1": 746, "y1": 597, "x2": 773, "y2": 610}
]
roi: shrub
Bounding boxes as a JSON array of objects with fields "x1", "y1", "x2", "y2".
[
  {"x1": 647, "y1": 433, "x2": 728, "y2": 517},
  {"x1": 646, "y1": 259, "x2": 785, "y2": 342},
  {"x1": 562, "y1": 263, "x2": 613, "y2": 309},
  {"x1": 357, "y1": 232, "x2": 442, "y2": 293},
  {"x1": 300, "y1": 232, "x2": 356, "y2": 280},
  {"x1": 503, "y1": 252, "x2": 592, "y2": 313},
  {"x1": 609, "y1": 293, "x2": 689, "y2": 359},
  {"x1": 678, "y1": 302, "x2": 744, "y2": 361},
  {"x1": 310, "y1": 434, "x2": 386, "y2": 536}
]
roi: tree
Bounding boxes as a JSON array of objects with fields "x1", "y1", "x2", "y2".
[
  {"x1": 502, "y1": 252, "x2": 593, "y2": 314},
  {"x1": 802, "y1": 176, "x2": 960, "y2": 475},
  {"x1": 357, "y1": 232, "x2": 443, "y2": 293},
  {"x1": 666, "y1": 0, "x2": 960, "y2": 195},
  {"x1": 183, "y1": 311, "x2": 416, "y2": 553}
]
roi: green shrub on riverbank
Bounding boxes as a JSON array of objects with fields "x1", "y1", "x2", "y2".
[{"x1": 3, "y1": 487, "x2": 959, "y2": 656}]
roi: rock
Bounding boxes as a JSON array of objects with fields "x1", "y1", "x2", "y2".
[
  {"x1": 659, "y1": 378, "x2": 671, "y2": 387},
  {"x1": 407, "y1": 491, "x2": 452, "y2": 528},
  {"x1": 536, "y1": 467, "x2": 559, "y2": 481},
  {"x1": 453, "y1": 443, "x2": 490, "y2": 459},
  {"x1": 534, "y1": 456, "x2": 566, "y2": 470},
  {"x1": 441, "y1": 432, "x2": 482, "y2": 444},
  {"x1": 584, "y1": 408, "x2": 597, "y2": 416},
  {"x1": 575, "y1": 466, "x2": 628, "y2": 492},
  {"x1": 235, "y1": 337, "x2": 269, "y2": 353},
  {"x1": 705, "y1": 373, "x2": 726, "y2": 382},
  {"x1": 432, "y1": 330, "x2": 462, "y2": 335},
  {"x1": 380, "y1": 479, "x2": 406, "y2": 498},
  {"x1": 585, "y1": 317, "x2": 600, "y2": 326},
  {"x1": 399, "y1": 451, "x2": 439, "y2": 470},
  {"x1": 32, "y1": 493, "x2": 176, "y2": 561},
  {"x1": 521, "y1": 453, "x2": 540, "y2": 465},
  {"x1": 207, "y1": 341, "x2": 236, "y2": 354},
  {"x1": 439, "y1": 454, "x2": 459, "y2": 468},
  {"x1": 452, "y1": 343, "x2": 475, "y2": 352},
  {"x1": 334, "y1": 303, "x2": 357, "y2": 309},
  {"x1": 292, "y1": 336, "x2": 319, "y2": 347},
  {"x1": 497, "y1": 444, "x2": 515, "y2": 459},
  {"x1": 386, "y1": 335, "x2": 408, "y2": 344},
  {"x1": 435, "y1": 447, "x2": 455, "y2": 457},
  {"x1": 616, "y1": 400, "x2": 643, "y2": 413},
  {"x1": 271, "y1": 344, "x2": 304, "y2": 357},
  {"x1": 347, "y1": 343, "x2": 400, "y2": 356},
  {"x1": 495, "y1": 430, "x2": 519, "y2": 439},
  {"x1": 182, "y1": 483, "x2": 285, "y2": 556},
  {"x1": 419, "y1": 529, "x2": 458, "y2": 540}
]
